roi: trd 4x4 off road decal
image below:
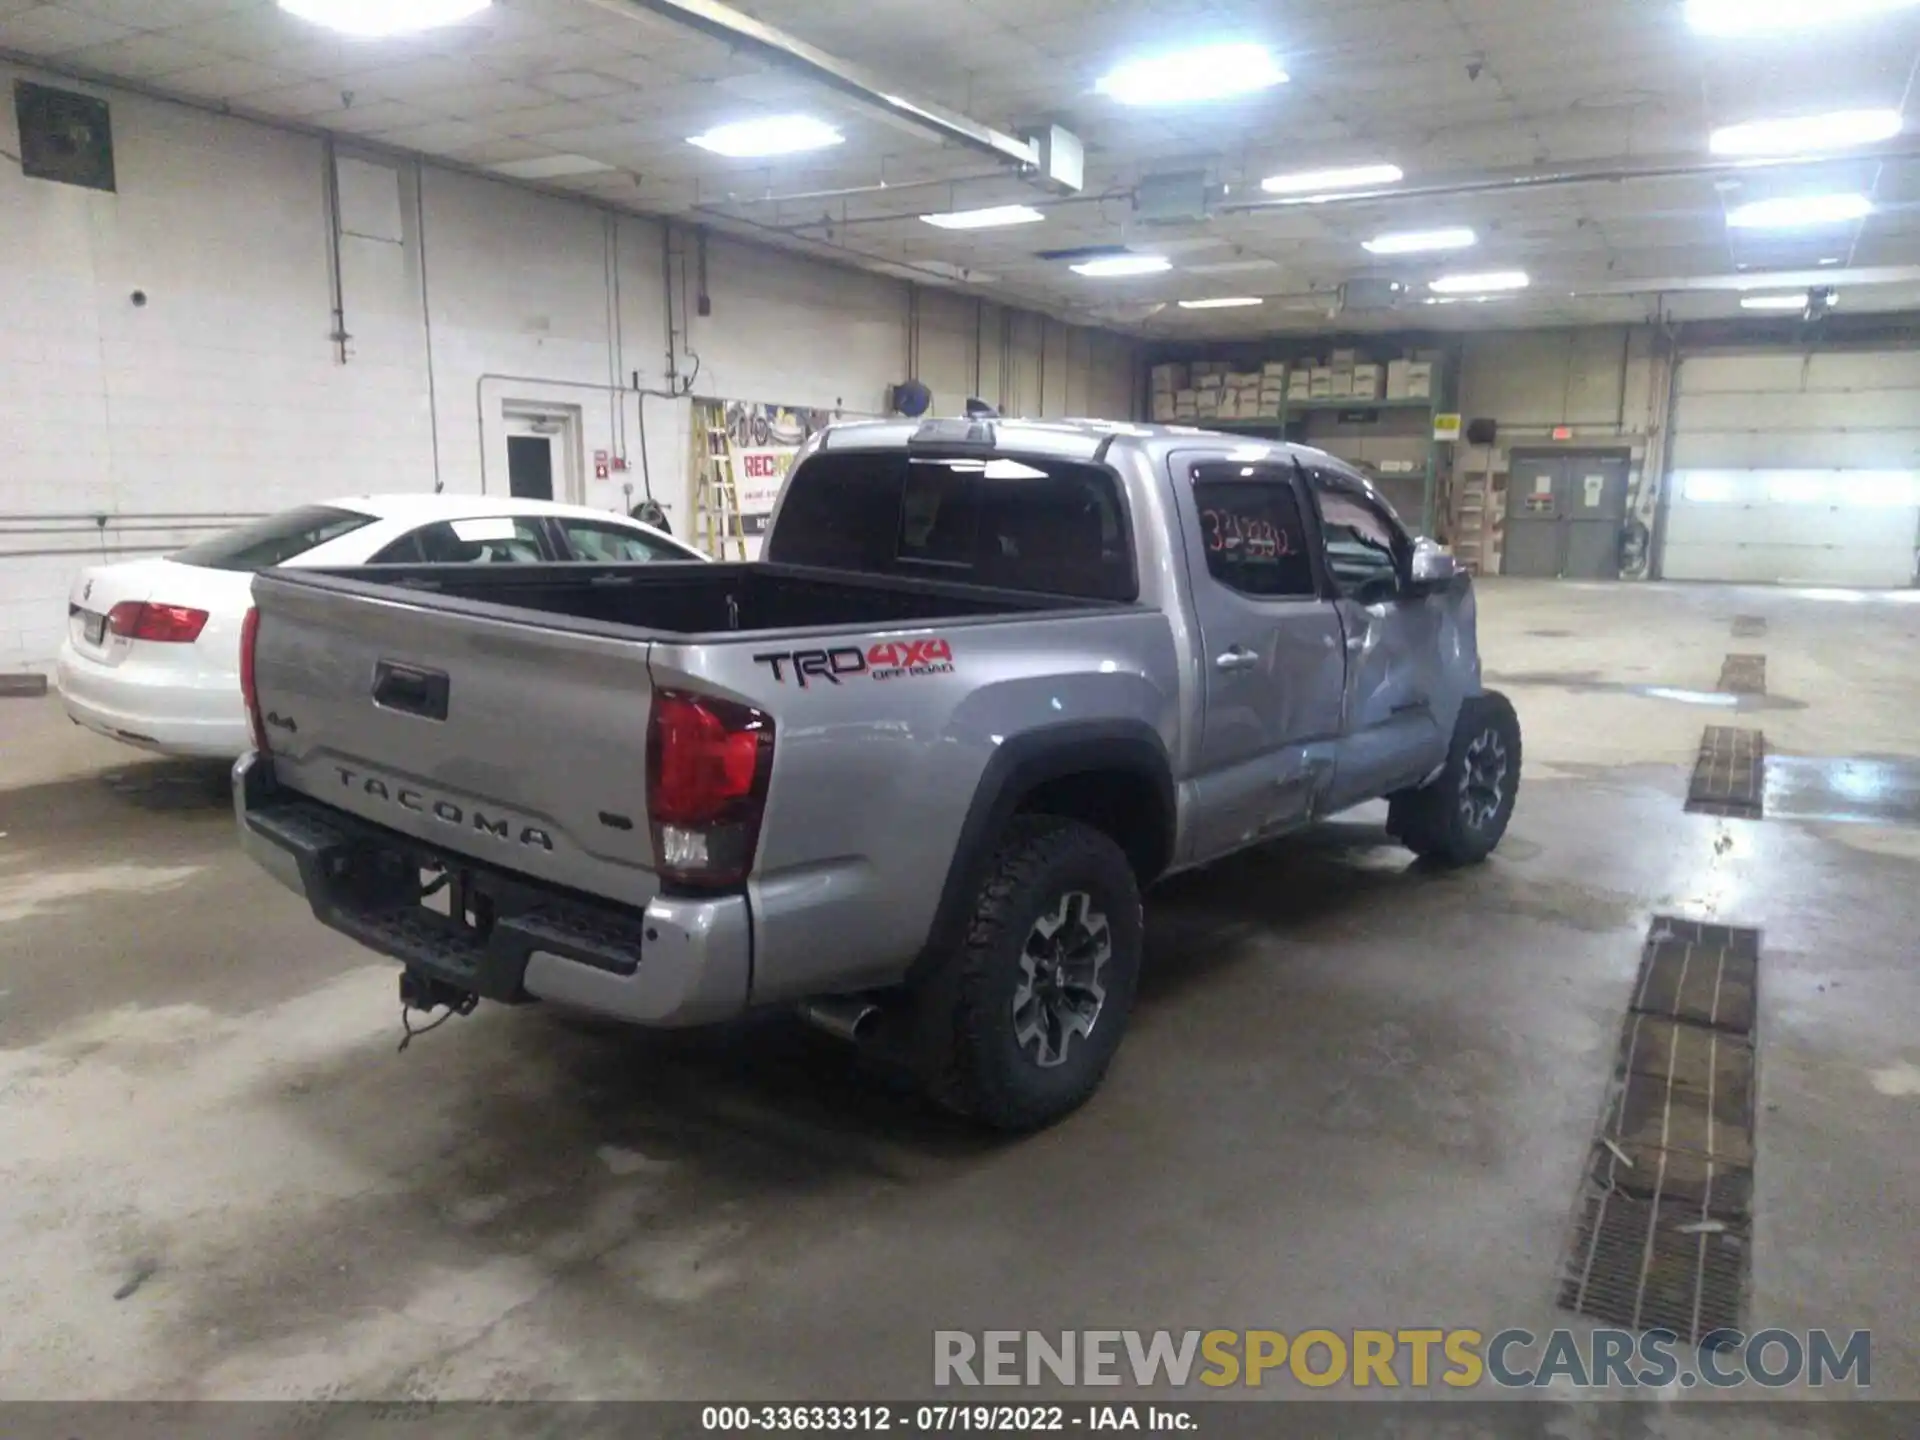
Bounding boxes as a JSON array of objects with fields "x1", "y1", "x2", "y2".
[{"x1": 754, "y1": 638, "x2": 955, "y2": 687}]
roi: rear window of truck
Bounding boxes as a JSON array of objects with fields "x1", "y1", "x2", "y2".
[{"x1": 766, "y1": 452, "x2": 1136, "y2": 602}]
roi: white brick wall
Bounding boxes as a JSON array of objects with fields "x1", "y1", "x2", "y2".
[{"x1": 0, "y1": 62, "x2": 1140, "y2": 671}]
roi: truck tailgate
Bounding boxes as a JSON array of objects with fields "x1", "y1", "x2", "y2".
[{"x1": 249, "y1": 571, "x2": 663, "y2": 907}]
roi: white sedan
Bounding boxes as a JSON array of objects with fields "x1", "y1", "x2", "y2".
[{"x1": 56, "y1": 494, "x2": 703, "y2": 760}]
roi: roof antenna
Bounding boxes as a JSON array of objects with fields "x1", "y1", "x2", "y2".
[{"x1": 963, "y1": 397, "x2": 1000, "y2": 419}]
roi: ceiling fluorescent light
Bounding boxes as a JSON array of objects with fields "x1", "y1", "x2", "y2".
[
  {"x1": 1261, "y1": 163, "x2": 1403, "y2": 197},
  {"x1": 1711, "y1": 109, "x2": 1902, "y2": 156},
  {"x1": 1686, "y1": 0, "x2": 1920, "y2": 33},
  {"x1": 1429, "y1": 271, "x2": 1530, "y2": 294},
  {"x1": 1363, "y1": 227, "x2": 1476, "y2": 255},
  {"x1": 688, "y1": 116, "x2": 844, "y2": 158},
  {"x1": 1095, "y1": 44, "x2": 1287, "y2": 106},
  {"x1": 920, "y1": 205, "x2": 1045, "y2": 230},
  {"x1": 1727, "y1": 193, "x2": 1873, "y2": 229},
  {"x1": 277, "y1": 0, "x2": 489, "y2": 35},
  {"x1": 1070, "y1": 254, "x2": 1172, "y2": 277},
  {"x1": 1740, "y1": 292, "x2": 1819, "y2": 310},
  {"x1": 1178, "y1": 297, "x2": 1263, "y2": 309}
]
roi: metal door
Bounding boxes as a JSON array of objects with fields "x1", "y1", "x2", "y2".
[
  {"x1": 1176, "y1": 456, "x2": 1347, "y2": 863},
  {"x1": 1503, "y1": 453, "x2": 1630, "y2": 579},
  {"x1": 1562, "y1": 456, "x2": 1629, "y2": 579},
  {"x1": 1503, "y1": 454, "x2": 1566, "y2": 576}
]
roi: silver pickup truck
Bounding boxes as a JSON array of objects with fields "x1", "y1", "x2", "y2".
[{"x1": 236, "y1": 416, "x2": 1520, "y2": 1130}]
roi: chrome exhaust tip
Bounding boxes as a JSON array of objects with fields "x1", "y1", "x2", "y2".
[{"x1": 797, "y1": 997, "x2": 882, "y2": 1044}]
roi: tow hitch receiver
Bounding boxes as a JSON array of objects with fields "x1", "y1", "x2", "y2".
[{"x1": 397, "y1": 968, "x2": 479, "y2": 1052}]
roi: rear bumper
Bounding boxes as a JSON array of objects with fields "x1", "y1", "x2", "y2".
[
  {"x1": 57, "y1": 644, "x2": 249, "y2": 759},
  {"x1": 234, "y1": 753, "x2": 751, "y2": 1026}
]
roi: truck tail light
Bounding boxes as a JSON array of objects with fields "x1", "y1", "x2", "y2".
[
  {"x1": 239, "y1": 606, "x2": 267, "y2": 752},
  {"x1": 107, "y1": 601, "x2": 209, "y2": 644},
  {"x1": 646, "y1": 690, "x2": 773, "y2": 889}
]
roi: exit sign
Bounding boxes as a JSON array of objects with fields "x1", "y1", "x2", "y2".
[{"x1": 1552, "y1": 425, "x2": 1575, "y2": 441}]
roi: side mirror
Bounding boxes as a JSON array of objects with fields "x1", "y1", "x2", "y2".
[{"x1": 1407, "y1": 538, "x2": 1463, "y2": 593}]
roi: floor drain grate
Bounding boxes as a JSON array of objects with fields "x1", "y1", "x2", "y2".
[
  {"x1": 1686, "y1": 726, "x2": 1765, "y2": 818},
  {"x1": 1730, "y1": 615, "x2": 1767, "y2": 638},
  {"x1": 1559, "y1": 917, "x2": 1761, "y2": 1344},
  {"x1": 0, "y1": 673, "x2": 48, "y2": 698},
  {"x1": 1558, "y1": 1189, "x2": 1749, "y2": 1341},
  {"x1": 1632, "y1": 920, "x2": 1759, "y2": 1034},
  {"x1": 1718, "y1": 653, "x2": 1767, "y2": 695}
]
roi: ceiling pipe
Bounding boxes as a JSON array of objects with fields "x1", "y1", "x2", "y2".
[
  {"x1": 1569, "y1": 264, "x2": 1920, "y2": 296},
  {"x1": 1216, "y1": 142, "x2": 1920, "y2": 213},
  {"x1": 709, "y1": 168, "x2": 1013, "y2": 208},
  {"x1": 576, "y1": 0, "x2": 1044, "y2": 170}
]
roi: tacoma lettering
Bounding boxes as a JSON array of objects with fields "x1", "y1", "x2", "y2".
[{"x1": 333, "y1": 767, "x2": 553, "y2": 850}]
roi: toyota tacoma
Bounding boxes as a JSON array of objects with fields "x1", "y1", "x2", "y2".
[{"x1": 235, "y1": 415, "x2": 1521, "y2": 1130}]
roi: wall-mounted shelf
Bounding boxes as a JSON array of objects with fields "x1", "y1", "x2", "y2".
[{"x1": 1145, "y1": 337, "x2": 1466, "y2": 534}]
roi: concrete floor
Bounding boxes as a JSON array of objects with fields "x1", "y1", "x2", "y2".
[{"x1": 2, "y1": 579, "x2": 1917, "y2": 1412}]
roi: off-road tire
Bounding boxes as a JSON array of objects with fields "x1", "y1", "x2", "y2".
[
  {"x1": 1388, "y1": 690, "x2": 1522, "y2": 866},
  {"x1": 914, "y1": 816, "x2": 1144, "y2": 1132}
]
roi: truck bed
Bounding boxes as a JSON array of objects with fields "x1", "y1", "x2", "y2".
[{"x1": 298, "y1": 560, "x2": 1108, "y2": 638}]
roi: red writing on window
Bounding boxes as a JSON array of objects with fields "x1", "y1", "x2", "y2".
[
  {"x1": 1202, "y1": 508, "x2": 1295, "y2": 560},
  {"x1": 742, "y1": 453, "x2": 783, "y2": 479}
]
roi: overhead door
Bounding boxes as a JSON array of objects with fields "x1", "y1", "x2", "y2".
[{"x1": 1663, "y1": 350, "x2": 1920, "y2": 586}]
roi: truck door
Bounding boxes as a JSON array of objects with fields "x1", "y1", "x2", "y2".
[
  {"x1": 1303, "y1": 464, "x2": 1449, "y2": 810},
  {"x1": 1175, "y1": 456, "x2": 1346, "y2": 863}
]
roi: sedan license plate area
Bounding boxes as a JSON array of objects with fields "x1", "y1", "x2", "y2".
[{"x1": 82, "y1": 611, "x2": 107, "y2": 646}]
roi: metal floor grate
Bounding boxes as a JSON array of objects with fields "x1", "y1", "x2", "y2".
[
  {"x1": 1558, "y1": 1189, "x2": 1748, "y2": 1341},
  {"x1": 1559, "y1": 917, "x2": 1760, "y2": 1345},
  {"x1": 1632, "y1": 920, "x2": 1759, "y2": 1034},
  {"x1": 1718, "y1": 653, "x2": 1767, "y2": 695},
  {"x1": 1686, "y1": 726, "x2": 1766, "y2": 818},
  {"x1": 1730, "y1": 615, "x2": 1768, "y2": 639}
]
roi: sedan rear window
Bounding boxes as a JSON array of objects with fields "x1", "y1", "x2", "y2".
[
  {"x1": 766, "y1": 452, "x2": 1135, "y2": 602},
  {"x1": 172, "y1": 506, "x2": 375, "y2": 572}
]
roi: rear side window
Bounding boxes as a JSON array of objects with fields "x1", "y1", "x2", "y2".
[
  {"x1": 172, "y1": 505, "x2": 374, "y2": 572},
  {"x1": 766, "y1": 452, "x2": 1135, "y2": 601},
  {"x1": 554, "y1": 518, "x2": 684, "y2": 563},
  {"x1": 369, "y1": 517, "x2": 551, "y2": 565},
  {"x1": 1190, "y1": 466, "x2": 1317, "y2": 598}
]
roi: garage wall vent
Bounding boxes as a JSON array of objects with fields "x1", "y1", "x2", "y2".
[{"x1": 13, "y1": 81, "x2": 116, "y2": 193}]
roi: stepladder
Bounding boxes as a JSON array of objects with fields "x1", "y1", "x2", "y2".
[{"x1": 691, "y1": 403, "x2": 747, "y2": 561}]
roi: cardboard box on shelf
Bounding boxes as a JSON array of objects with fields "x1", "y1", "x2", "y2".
[
  {"x1": 1309, "y1": 368, "x2": 1334, "y2": 399},
  {"x1": 1151, "y1": 394, "x2": 1176, "y2": 421},
  {"x1": 1351, "y1": 364, "x2": 1383, "y2": 400},
  {"x1": 1150, "y1": 363, "x2": 1187, "y2": 393},
  {"x1": 1329, "y1": 348, "x2": 1359, "y2": 369},
  {"x1": 1404, "y1": 361, "x2": 1434, "y2": 398},
  {"x1": 1197, "y1": 373, "x2": 1224, "y2": 391},
  {"x1": 1288, "y1": 371, "x2": 1313, "y2": 398},
  {"x1": 1386, "y1": 359, "x2": 1413, "y2": 400},
  {"x1": 1330, "y1": 370, "x2": 1355, "y2": 398},
  {"x1": 1263, "y1": 360, "x2": 1289, "y2": 378},
  {"x1": 1176, "y1": 388, "x2": 1199, "y2": 408}
]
